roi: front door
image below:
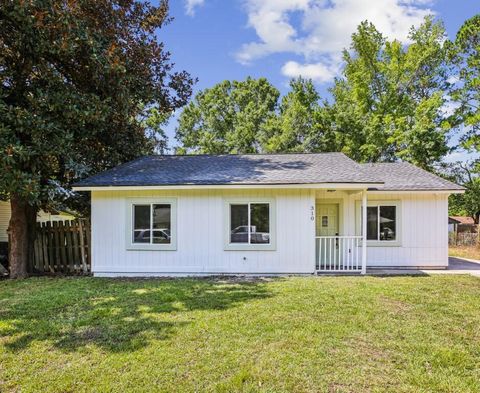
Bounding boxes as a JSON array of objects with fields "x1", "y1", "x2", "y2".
[
  {"x1": 316, "y1": 203, "x2": 339, "y2": 269},
  {"x1": 316, "y1": 203, "x2": 339, "y2": 236}
]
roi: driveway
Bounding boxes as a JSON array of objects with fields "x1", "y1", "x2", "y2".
[
  {"x1": 446, "y1": 256, "x2": 480, "y2": 276},
  {"x1": 367, "y1": 257, "x2": 480, "y2": 277}
]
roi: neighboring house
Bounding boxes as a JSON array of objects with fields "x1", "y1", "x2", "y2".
[
  {"x1": 448, "y1": 216, "x2": 477, "y2": 233},
  {"x1": 448, "y1": 217, "x2": 461, "y2": 233},
  {"x1": 73, "y1": 153, "x2": 464, "y2": 277},
  {"x1": 0, "y1": 201, "x2": 76, "y2": 259}
]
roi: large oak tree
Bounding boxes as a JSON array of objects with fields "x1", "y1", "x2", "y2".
[{"x1": 0, "y1": 0, "x2": 194, "y2": 278}]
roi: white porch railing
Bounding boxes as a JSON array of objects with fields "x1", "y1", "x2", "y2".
[{"x1": 316, "y1": 236, "x2": 363, "y2": 272}]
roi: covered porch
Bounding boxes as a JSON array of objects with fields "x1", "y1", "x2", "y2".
[{"x1": 315, "y1": 188, "x2": 369, "y2": 274}]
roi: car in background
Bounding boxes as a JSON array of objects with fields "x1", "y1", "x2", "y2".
[
  {"x1": 230, "y1": 226, "x2": 269, "y2": 244},
  {"x1": 134, "y1": 228, "x2": 171, "y2": 244},
  {"x1": 380, "y1": 227, "x2": 395, "y2": 240}
]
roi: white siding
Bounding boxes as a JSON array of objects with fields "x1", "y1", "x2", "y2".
[
  {"x1": 0, "y1": 202, "x2": 75, "y2": 243},
  {"x1": 91, "y1": 188, "x2": 450, "y2": 275},
  {"x1": 91, "y1": 189, "x2": 316, "y2": 275},
  {"x1": 0, "y1": 201, "x2": 11, "y2": 242},
  {"x1": 37, "y1": 211, "x2": 75, "y2": 223},
  {"x1": 358, "y1": 192, "x2": 448, "y2": 268},
  {"x1": 315, "y1": 190, "x2": 449, "y2": 268}
]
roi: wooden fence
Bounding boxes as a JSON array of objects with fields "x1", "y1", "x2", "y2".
[
  {"x1": 449, "y1": 232, "x2": 478, "y2": 247},
  {"x1": 32, "y1": 219, "x2": 91, "y2": 274}
]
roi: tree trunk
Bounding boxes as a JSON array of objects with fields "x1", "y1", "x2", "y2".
[
  {"x1": 26, "y1": 202, "x2": 37, "y2": 270},
  {"x1": 8, "y1": 195, "x2": 37, "y2": 279}
]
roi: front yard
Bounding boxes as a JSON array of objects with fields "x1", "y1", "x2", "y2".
[{"x1": 1, "y1": 275, "x2": 479, "y2": 392}]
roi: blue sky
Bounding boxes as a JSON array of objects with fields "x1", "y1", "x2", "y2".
[{"x1": 160, "y1": 0, "x2": 479, "y2": 161}]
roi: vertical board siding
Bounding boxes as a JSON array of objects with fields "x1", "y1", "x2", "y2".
[
  {"x1": 349, "y1": 192, "x2": 449, "y2": 268},
  {"x1": 92, "y1": 189, "x2": 316, "y2": 275},
  {"x1": 91, "y1": 189, "x2": 449, "y2": 275},
  {"x1": 314, "y1": 190, "x2": 449, "y2": 268},
  {"x1": 0, "y1": 201, "x2": 76, "y2": 244},
  {"x1": 0, "y1": 201, "x2": 11, "y2": 242}
]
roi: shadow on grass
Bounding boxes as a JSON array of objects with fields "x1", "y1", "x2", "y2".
[{"x1": 0, "y1": 277, "x2": 274, "y2": 353}]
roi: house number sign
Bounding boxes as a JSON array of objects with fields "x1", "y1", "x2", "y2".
[{"x1": 310, "y1": 206, "x2": 315, "y2": 221}]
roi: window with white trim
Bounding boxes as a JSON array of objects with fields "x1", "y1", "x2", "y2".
[
  {"x1": 366, "y1": 205, "x2": 396, "y2": 241},
  {"x1": 356, "y1": 200, "x2": 401, "y2": 245},
  {"x1": 127, "y1": 199, "x2": 176, "y2": 250},
  {"x1": 133, "y1": 204, "x2": 171, "y2": 244},
  {"x1": 225, "y1": 199, "x2": 276, "y2": 250},
  {"x1": 230, "y1": 203, "x2": 270, "y2": 244}
]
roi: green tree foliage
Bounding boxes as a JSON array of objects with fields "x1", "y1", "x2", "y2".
[
  {"x1": 176, "y1": 76, "x2": 336, "y2": 155},
  {"x1": 451, "y1": 15, "x2": 480, "y2": 151},
  {"x1": 323, "y1": 17, "x2": 450, "y2": 169},
  {"x1": 141, "y1": 107, "x2": 173, "y2": 155},
  {"x1": 261, "y1": 77, "x2": 335, "y2": 153},
  {"x1": 176, "y1": 18, "x2": 452, "y2": 169},
  {"x1": 176, "y1": 77, "x2": 279, "y2": 154},
  {"x1": 445, "y1": 15, "x2": 480, "y2": 228},
  {"x1": 447, "y1": 162, "x2": 480, "y2": 224},
  {"x1": 0, "y1": 0, "x2": 194, "y2": 277}
]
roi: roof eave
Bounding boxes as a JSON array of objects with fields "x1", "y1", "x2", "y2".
[
  {"x1": 367, "y1": 188, "x2": 465, "y2": 194},
  {"x1": 72, "y1": 182, "x2": 384, "y2": 192}
]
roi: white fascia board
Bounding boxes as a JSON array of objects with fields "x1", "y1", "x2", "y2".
[
  {"x1": 72, "y1": 183, "x2": 383, "y2": 192},
  {"x1": 367, "y1": 189, "x2": 465, "y2": 195}
]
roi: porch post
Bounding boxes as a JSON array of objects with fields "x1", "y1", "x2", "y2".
[{"x1": 361, "y1": 189, "x2": 367, "y2": 274}]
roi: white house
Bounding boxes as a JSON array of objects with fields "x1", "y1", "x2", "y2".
[
  {"x1": 72, "y1": 153, "x2": 464, "y2": 277},
  {"x1": 0, "y1": 201, "x2": 76, "y2": 261}
]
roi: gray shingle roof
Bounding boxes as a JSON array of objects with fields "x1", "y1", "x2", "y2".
[
  {"x1": 73, "y1": 153, "x2": 463, "y2": 192},
  {"x1": 361, "y1": 162, "x2": 464, "y2": 191},
  {"x1": 74, "y1": 153, "x2": 382, "y2": 187}
]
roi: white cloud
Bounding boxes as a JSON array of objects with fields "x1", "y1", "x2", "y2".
[
  {"x1": 236, "y1": 0, "x2": 436, "y2": 83},
  {"x1": 185, "y1": 0, "x2": 205, "y2": 17},
  {"x1": 236, "y1": 0, "x2": 310, "y2": 64},
  {"x1": 281, "y1": 61, "x2": 337, "y2": 83}
]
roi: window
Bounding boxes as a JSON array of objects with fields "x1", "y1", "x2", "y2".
[
  {"x1": 366, "y1": 205, "x2": 396, "y2": 241},
  {"x1": 225, "y1": 199, "x2": 276, "y2": 250},
  {"x1": 127, "y1": 199, "x2": 176, "y2": 250},
  {"x1": 367, "y1": 207, "x2": 378, "y2": 240},
  {"x1": 379, "y1": 206, "x2": 396, "y2": 241},
  {"x1": 230, "y1": 203, "x2": 270, "y2": 244},
  {"x1": 357, "y1": 202, "x2": 399, "y2": 244},
  {"x1": 321, "y1": 216, "x2": 328, "y2": 227}
]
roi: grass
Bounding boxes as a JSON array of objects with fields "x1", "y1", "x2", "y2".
[
  {"x1": 1, "y1": 276, "x2": 480, "y2": 392},
  {"x1": 449, "y1": 245, "x2": 480, "y2": 260}
]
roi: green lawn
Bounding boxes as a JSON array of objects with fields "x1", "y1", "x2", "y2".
[{"x1": 1, "y1": 276, "x2": 479, "y2": 392}]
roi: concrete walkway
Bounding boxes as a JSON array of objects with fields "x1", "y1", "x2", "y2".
[{"x1": 368, "y1": 257, "x2": 480, "y2": 277}]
